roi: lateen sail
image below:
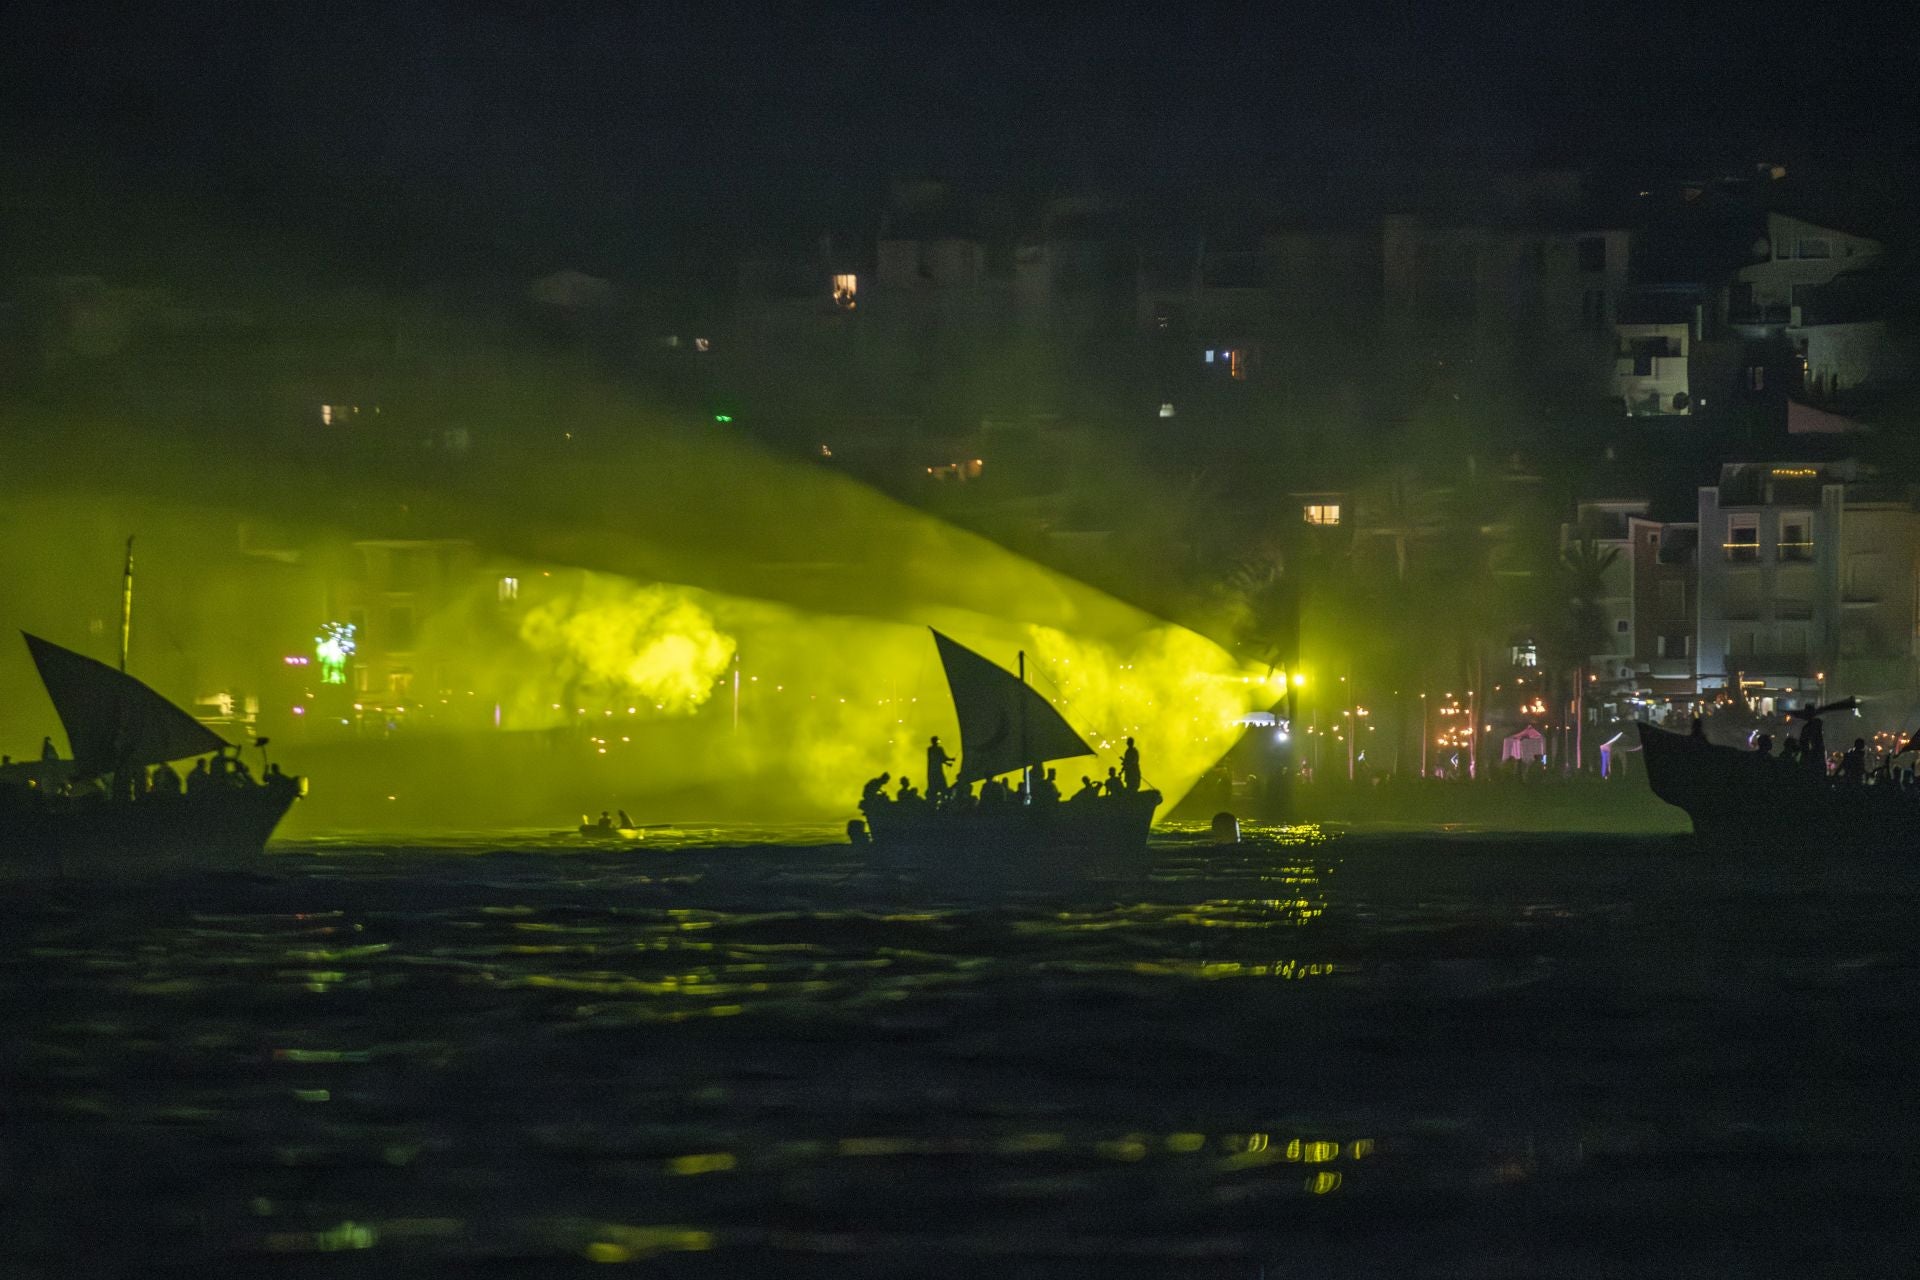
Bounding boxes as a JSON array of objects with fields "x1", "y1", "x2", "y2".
[
  {"x1": 24, "y1": 633, "x2": 229, "y2": 777},
  {"x1": 931, "y1": 628, "x2": 1095, "y2": 785}
]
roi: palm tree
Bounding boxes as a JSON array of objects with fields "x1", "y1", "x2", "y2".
[{"x1": 1560, "y1": 537, "x2": 1622, "y2": 770}]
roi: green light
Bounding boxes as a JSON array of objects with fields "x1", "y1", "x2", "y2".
[{"x1": 713, "y1": 414, "x2": 733, "y2": 424}]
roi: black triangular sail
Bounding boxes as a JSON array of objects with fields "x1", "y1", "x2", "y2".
[
  {"x1": 930, "y1": 628, "x2": 1095, "y2": 785},
  {"x1": 24, "y1": 632, "x2": 229, "y2": 776}
]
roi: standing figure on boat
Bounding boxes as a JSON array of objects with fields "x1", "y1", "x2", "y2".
[
  {"x1": 1033, "y1": 767, "x2": 1061, "y2": 805},
  {"x1": 40, "y1": 735, "x2": 58, "y2": 761},
  {"x1": 1103, "y1": 766, "x2": 1123, "y2": 796},
  {"x1": 1840, "y1": 738, "x2": 1867, "y2": 784},
  {"x1": 1800, "y1": 714, "x2": 1826, "y2": 775},
  {"x1": 1121, "y1": 738, "x2": 1141, "y2": 792},
  {"x1": 925, "y1": 736, "x2": 954, "y2": 801}
]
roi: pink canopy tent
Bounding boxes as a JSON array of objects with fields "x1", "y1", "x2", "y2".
[{"x1": 1500, "y1": 725, "x2": 1546, "y2": 764}]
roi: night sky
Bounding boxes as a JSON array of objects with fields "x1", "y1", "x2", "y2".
[{"x1": 5, "y1": 1, "x2": 1916, "y2": 276}]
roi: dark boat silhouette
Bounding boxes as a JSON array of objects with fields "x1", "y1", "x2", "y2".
[
  {"x1": 0, "y1": 633, "x2": 302, "y2": 864},
  {"x1": 1637, "y1": 705, "x2": 1901, "y2": 843},
  {"x1": 858, "y1": 629, "x2": 1160, "y2": 853}
]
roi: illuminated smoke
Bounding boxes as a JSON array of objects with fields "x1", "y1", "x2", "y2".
[
  {"x1": 0, "y1": 382, "x2": 1273, "y2": 828},
  {"x1": 517, "y1": 579, "x2": 737, "y2": 719}
]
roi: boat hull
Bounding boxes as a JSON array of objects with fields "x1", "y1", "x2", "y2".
[
  {"x1": 577, "y1": 825, "x2": 644, "y2": 842},
  {"x1": 0, "y1": 780, "x2": 301, "y2": 867},
  {"x1": 860, "y1": 790, "x2": 1162, "y2": 856},
  {"x1": 1637, "y1": 721, "x2": 1910, "y2": 845}
]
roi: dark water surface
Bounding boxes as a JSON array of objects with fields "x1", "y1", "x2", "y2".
[{"x1": 3, "y1": 825, "x2": 1917, "y2": 1278}]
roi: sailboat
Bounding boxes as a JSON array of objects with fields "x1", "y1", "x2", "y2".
[
  {"x1": 0, "y1": 542, "x2": 303, "y2": 864},
  {"x1": 857, "y1": 629, "x2": 1161, "y2": 852}
]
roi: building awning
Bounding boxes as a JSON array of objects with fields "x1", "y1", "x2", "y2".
[{"x1": 1787, "y1": 400, "x2": 1864, "y2": 435}]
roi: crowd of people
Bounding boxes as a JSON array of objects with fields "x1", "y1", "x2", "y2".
[
  {"x1": 0, "y1": 740, "x2": 290, "y2": 805},
  {"x1": 1739, "y1": 714, "x2": 1919, "y2": 787},
  {"x1": 857, "y1": 735, "x2": 1147, "y2": 819}
]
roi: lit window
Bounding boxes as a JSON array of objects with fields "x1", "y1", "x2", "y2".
[
  {"x1": 388, "y1": 606, "x2": 415, "y2": 650},
  {"x1": 1511, "y1": 641, "x2": 1539, "y2": 668},
  {"x1": 321, "y1": 404, "x2": 334, "y2": 425},
  {"x1": 1159, "y1": 402, "x2": 1176, "y2": 418},
  {"x1": 1726, "y1": 514, "x2": 1759, "y2": 562},
  {"x1": 1204, "y1": 349, "x2": 1215, "y2": 364},
  {"x1": 694, "y1": 337, "x2": 711, "y2": 352},
  {"x1": 1303, "y1": 503, "x2": 1341, "y2": 526},
  {"x1": 832, "y1": 273, "x2": 858, "y2": 310},
  {"x1": 498, "y1": 576, "x2": 519, "y2": 602},
  {"x1": 818, "y1": 443, "x2": 832, "y2": 458},
  {"x1": 1228, "y1": 349, "x2": 1247, "y2": 380},
  {"x1": 1779, "y1": 514, "x2": 1813, "y2": 562}
]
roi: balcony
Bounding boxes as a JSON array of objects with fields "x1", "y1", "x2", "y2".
[
  {"x1": 1728, "y1": 304, "x2": 1793, "y2": 329},
  {"x1": 1739, "y1": 655, "x2": 1817, "y2": 677},
  {"x1": 1612, "y1": 354, "x2": 1687, "y2": 382}
]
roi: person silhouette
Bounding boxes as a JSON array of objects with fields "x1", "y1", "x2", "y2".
[
  {"x1": 1802, "y1": 715, "x2": 1827, "y2": 775},
  {"x1": 41, "y1": 736, "x2": 58, "y2": 762},
  {"x1": 1103, "y1": 766, "x2": 1123, "y2": 796},
  {"x1": 1121, "y1": 737, "x2": 1141, "y2": 792},
  {"x1": 1841, "y1": 738, "x2": 1867, "y2": 784},
  {"x1": 925, "y1": 736, "x2": 954, "y2": 800}
]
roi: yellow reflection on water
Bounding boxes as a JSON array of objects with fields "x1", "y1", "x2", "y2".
[
  {"x1": 995, "y1": 1132, "x2": 1067, "y2": 1154},
  {"x1": 580, "y1": 1225, "x2": 714, "y2": 1262},
  {"x1": 262, "y1": 1220, "x2": 377, "y2": 1253}
]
